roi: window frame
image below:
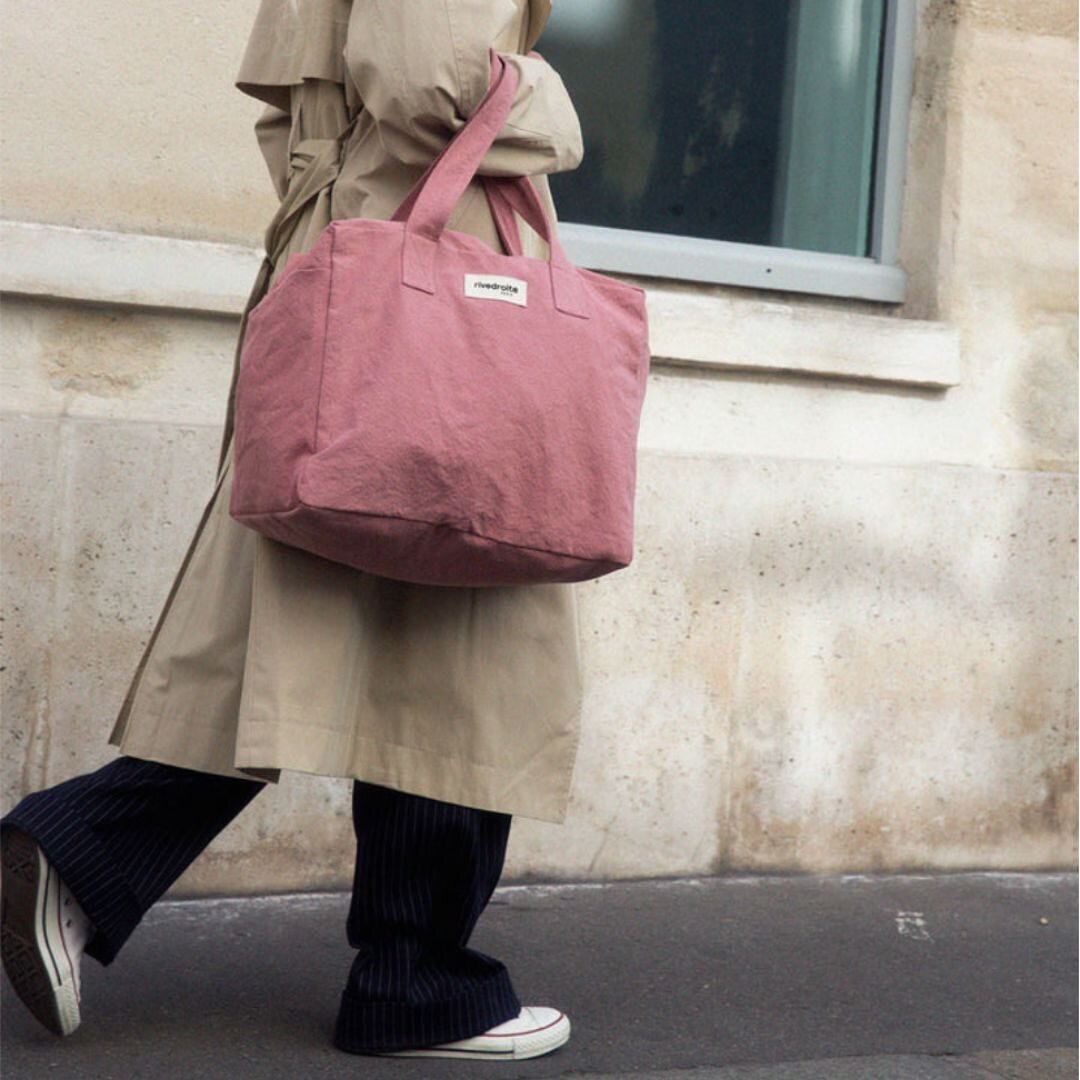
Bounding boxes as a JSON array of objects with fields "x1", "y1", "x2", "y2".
[{"x1": 553, "y1": 0, "x2": 918, "y2": 304}]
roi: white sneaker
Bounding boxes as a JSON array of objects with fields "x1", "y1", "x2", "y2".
[
  {"x1": 1, "y1": 827, "x2": 93, "y2": 1036},
  {"x1": 384, "y1": 1005, "x2": 571, "y2": 1060}
]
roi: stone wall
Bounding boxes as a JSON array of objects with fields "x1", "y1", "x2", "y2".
[{"x1": 2, "y1": 0, "x2": 1076, "y2": 893}]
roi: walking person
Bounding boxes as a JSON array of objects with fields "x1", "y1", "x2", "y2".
[{"x1": 2, "y1": 0, "x2": 586, "y2": 1060}]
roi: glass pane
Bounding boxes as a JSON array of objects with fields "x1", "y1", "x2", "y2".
[{"x1": 538, "y1": 0, "x2": 887, "y2": 258}]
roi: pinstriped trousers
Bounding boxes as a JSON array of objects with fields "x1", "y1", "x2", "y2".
[{"x1": 1, "y1": 756, "x2": 521, "y2": 1052}]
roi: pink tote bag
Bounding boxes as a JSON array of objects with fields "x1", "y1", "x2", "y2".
[{"x1": 230, "y1": 53, "x2": 650, "y2": 587}]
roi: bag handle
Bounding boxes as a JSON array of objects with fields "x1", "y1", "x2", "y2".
[
  {"x1": 394, "y1": 51, "x2": 516, "y2": 257},
  {"x1": 483, "y1": 177, "x2": 588, "y2": 318},
  {"x1": 484, "y1": 179, "x2": 528, "y2": 257},
  {"x1": 395, "y1": 51, "x2": 589, "y2": 318}
]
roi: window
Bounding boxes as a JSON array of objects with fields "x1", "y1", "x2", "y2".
[{"x1": 538, "y1": 0, "x2": 916, "y2": 301}]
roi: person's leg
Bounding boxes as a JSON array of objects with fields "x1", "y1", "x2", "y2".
[
  {"x1": 333, "y1": 781, "x2": 522, "y2": 1054},
  {"x1": 1, "y1": 755, "x2": 264, "y2": 1035},
  {"x1": 2, "y1": 756, "x2": 265, "y2": 965}
]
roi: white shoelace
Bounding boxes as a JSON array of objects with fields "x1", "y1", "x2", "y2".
[{"x1": 54, "y1": 872, "x2": 93, "y2": 995}]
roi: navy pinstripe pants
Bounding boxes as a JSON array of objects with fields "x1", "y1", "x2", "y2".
[{"x1": 1, "y1": 756, "x2": 521, "y2": 1052}]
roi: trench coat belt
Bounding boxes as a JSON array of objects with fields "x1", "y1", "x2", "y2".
[{"x1": 263, "y1": 135, "x2": 346, "y2": 266}]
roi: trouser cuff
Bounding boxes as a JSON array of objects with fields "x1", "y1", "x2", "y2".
[
  {"x1": 333, "y1": 967, "x2": 521, "y2": 1054},
  {"x1": 0, "y1": 817, "x2": 141, "y2": 966}
]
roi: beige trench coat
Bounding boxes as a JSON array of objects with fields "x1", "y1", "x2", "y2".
[{"x1": 109, "y1": 0, "x2": 586, "y2": 824}]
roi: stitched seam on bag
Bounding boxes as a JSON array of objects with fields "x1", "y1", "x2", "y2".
[
  {"x1": 310, "y1": 225, "x2": 336, "y2": 455},
  {"x1": 297, "y1": 499, "x2": 618, "y2": 565}
]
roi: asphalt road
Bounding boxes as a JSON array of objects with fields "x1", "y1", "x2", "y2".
[{"x1": 2, "y1": 872, "x2": 1076, "y2": 1079}]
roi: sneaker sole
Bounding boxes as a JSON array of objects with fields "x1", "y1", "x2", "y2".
[
  {"x1": 383, "y1": 1013, "x2": 570, "y2": 1061},
  {"x1": 1, "y1": 828, "x2": 81, "y2": 1036}
]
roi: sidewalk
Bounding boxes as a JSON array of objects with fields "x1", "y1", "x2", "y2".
[{"x1": 2, "y1": 872, "x2": 1076, "y2": 1079}]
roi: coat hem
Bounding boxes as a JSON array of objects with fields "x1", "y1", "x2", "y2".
[
  {"x1": 108, "y1": 728, "x2": 280, "y2": 785},
  {"x1": 232, "y1": 713, "x2": 575, "y2": 824}
]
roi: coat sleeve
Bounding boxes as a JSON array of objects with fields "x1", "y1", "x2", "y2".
[
  {"x1": 251, "y1": 105, "x2": 292, "y2": 200},
  {"x1": 235, "y1": 0, "x2": 354, "y2": 197},
  {"x1": 236, "y1": 0, "x2": 352, "y2": 111},
  {"x1": 346, "y1": 0, "x2": 584, "y2": 177}
]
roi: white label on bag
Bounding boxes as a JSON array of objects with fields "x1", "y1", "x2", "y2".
[{"x1": 464, "y1": 274, "x2": 528, "y2": 307}]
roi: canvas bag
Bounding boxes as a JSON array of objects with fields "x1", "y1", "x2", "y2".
[{"x1": 229, "y1": 53, "x2": 650, "y2": 587}]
